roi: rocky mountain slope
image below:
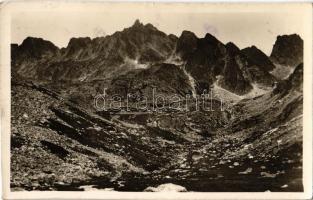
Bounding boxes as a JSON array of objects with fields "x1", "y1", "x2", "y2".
[
  {"x1": 11, "y1": 62, "x2": 303, "y2": 191},
  {"x1": 107, "y1": 63, "x2": 194, "y2": 99},
  {"x1": 10, "y1": 20, "x2": 304, "y2": 192},
  {"x1": 12, "y1": 20, "x2": 177, "y2": 82}
]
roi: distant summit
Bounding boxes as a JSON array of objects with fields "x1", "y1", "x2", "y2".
[
  {"x1": 270, "y1": 34, "x2": 303, "y2": 67},
  {"x1": 133, "y1": 19, "x2": 142, "y2": 27}
]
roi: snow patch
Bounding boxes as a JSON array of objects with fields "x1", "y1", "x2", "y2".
[
  {"x1": 238, "y1": 167, "x2": 253, "y2": 174},
  {"x1": 78, "y1": 185, "x2": 116, "y2": 191},
  {"x1": 164, "y1": 53, "x2": 184, "y2": 65},
  {"x1": 124, "y1": 57, "x2": 148, "y2": 69},
  {"x1": 182, "y1": 65, "x2": 197, "y2": 98},
  {"x1": 270, "y1": 63, "x2": 294, "y2": 80},
  {"x1": 212, "y1": 82, "x2": 243, "y2": 103},
  {"x1": 242, "y1": 83, "x2": 269, "y2": 99},
  {"x1": 144, "y1": 183, "x2": 187, "y2": 192},
  {"x1": 213, "y1": 74, "x2": 271, "y2": 102}
]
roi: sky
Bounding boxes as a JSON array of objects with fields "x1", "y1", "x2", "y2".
[{"x1": 10, "y1": 2, "x2": 307, "y2": 55}]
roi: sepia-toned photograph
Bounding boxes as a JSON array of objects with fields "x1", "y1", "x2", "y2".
[{"x1": 1, "y1": 1, "x2": 312, "y2": 199}]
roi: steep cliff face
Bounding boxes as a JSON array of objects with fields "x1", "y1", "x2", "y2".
[
  {"x1": 11, "y1": 37, "x2": 60, "y2": 79},
  {"x1": 175, "y1": 32, "x2": 277, "y2": 95},
  {"x1": 176, "y1": 31, "x2": 199, "y2": 60},
  {"x1": 270, "y1": 34, "x2": 303, "y2": 67},
  {"x1": 273, "y1": 63, "x2": 303, "y2": 95}
]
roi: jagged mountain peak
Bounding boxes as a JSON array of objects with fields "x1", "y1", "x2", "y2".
[
  {"x1": 66, "y1": 37, "x2": 92, "y2": 48},
  {"x1": 204, "y1": 32, "x2": 219, "y2": 43},
  {"x1": 270, "y1": 34, "x2": 303, "y2": 67},
  {"x1": 180, "y1": 30, "x2": 198, "y2": 39},
  {"x1": 20, "y1": 36, "x2": 59, "y2": 50},
  {"x1": 21, "y1": 36, "x2": 51, "y2": 45},
  {"x1": 133, "y1": 19, "x2": 143, "y2": 26},
  {"x1": 126, "y1": 19, "x2": 159, "y2": 33},
  {"x1": 168, "y1": 34, "x2": 178, "y2": 41},
  {"x1": 247, "y1": 45, "x2": 259, "y2": 50},
  {"x1": 225, "y1": 42, "x2": 240, "y2": 56},
  {"x1": 276, "y1": 34, "x2": 302, "y2": 42},
  {"x1": 62, "y1": 37, "x2": 92, "y2": 58},
  {"x1": 242, "y1": 45, "x2": 262, "y2": 52},
  {"x1": 176, "y1": 30, "x2": 198, "y2": 59},
  {"x1": 15, "y1": 36, "x2": 59, "y2": 61},
  {"x1": 241, "y1": 45, "x2": 275, "y2": 71}
]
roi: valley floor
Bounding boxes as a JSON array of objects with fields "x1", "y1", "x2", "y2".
[{"x1": 10, "y1": 80, "x2": 303, "y2": 192}]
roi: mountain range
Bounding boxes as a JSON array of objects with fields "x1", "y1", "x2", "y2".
[{"x1": 11, "y1": 20, "x2": 303, "y2": 98}]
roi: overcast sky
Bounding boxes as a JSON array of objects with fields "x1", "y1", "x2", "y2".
[{"x1": 10, "y1": 2, "x2": 307, "y2": 55}]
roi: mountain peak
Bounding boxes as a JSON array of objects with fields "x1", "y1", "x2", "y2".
[
  {"x1": 63, "y1": 37, "x2": 92, "y2": 58},
  {"x1": 133, "y1": 19, "x2": 143, "y2": 27},
  {"x1": 181, "y1": 30, "x2": 198, "y2": 38},
  {"x1": 270, "y1": 34, "x2": 303, "y2": 67},
  {"x1": 242, "y1": 45, "x2": 262, "y2": 53},
  {"x1": 66, "y1": 37, "x2": 91, "y2": 48},
  {"x1": 225, "y1": 42, "x2": 240, "y2": 56},
  {"x1": 17, "y1": 36, "x2": 59, "y2": 59},
  {"x1": 21, "y1": 37, "x2": 57, "y2": 48},
  {"x1": 204, "y1": 33, "x2": 219, "y2": 42},
  {"x1": 124, "y1": 20, "x2": 159, "y2": 34},
  {"x1": 241, "y1": 45, "x2": 275, "y2": 71},
  {"x1": 176, "y1": 30, "x2": 198, "y2": 59},
  {"x1": 276, "y1": 34, "x2": 302, "y2": 41}
]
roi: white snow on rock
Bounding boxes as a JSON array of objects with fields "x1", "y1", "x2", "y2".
[
  {"x1": 242, "y1": 83, "x2": 269, "y2": 99},
  {"x1": 281, "y1": 184, "x2": 288, "y2": 188},
  {"x1": 144, "y1": 183, "x2": 187, "y2": 192},
  {"x1": 124, "y1": 57, "x2": 148, "y2": 69},
  {"x1": 260, "y1": 172, "x2": 276, "y2": 178},
  {"x1": 212, "y1": 82, "x2": 243, "y2": 103},
  {"x1": 182, "y1": 66, "x2": 197, "y2": 98},
  {"x1": 212, "y1": 80, "x2": 271, "y2": 104},
  {"x1": 238, "y1": 167, "x2": 253, "y2": 174},
  {"x1": 164, "y1": 53, "x2": 184, "y2": 66},
  {"x1": 270, "y1": 63, "x2": 294, "y2": 80},
  {"x1": 78, "y1": 185, "x2": 116, "y2": 191}
]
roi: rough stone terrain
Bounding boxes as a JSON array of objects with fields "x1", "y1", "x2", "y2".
[{"x1": 11, "y1": 66, "x2": 303, "y2": 191}]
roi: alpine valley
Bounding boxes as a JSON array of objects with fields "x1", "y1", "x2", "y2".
[{"x1": 11, "y1": 20, "x2": 303, "y2": 192}]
